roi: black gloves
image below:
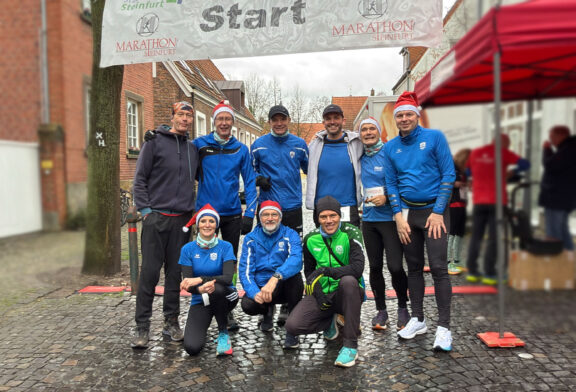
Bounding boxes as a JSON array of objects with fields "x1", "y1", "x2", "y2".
[
  {"x1": 144, "y1": 130, "x2": 157, "y2": 142},
  {"x1": 241, "y1": 216, "x2": 254, "y2": 235},
  {"x1": 255, "y1": 176, "x2": 272, "y2": 191},
  {"x1": 305, "y1": 268, "x2": 328, "y2": 294},
  {"x1": 305, "y1": 268, "x2": 332, "y2": 311}
]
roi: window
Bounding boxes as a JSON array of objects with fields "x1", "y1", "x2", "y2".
[
  {"x1": 232, "y1": 127, "x2": 238, "y2": 138},
  {"x1": 81, "y1": 0, "x2": 91, "y2": 20},
  {"x1": 126, "y1": 97, "x2": 142, "y2": 153},
  {"x1": 196, "y1": 111, "x2": 207, "y2": 137}
]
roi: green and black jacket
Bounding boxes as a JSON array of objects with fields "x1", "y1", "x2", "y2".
[{"x1": 303, "y1": 222, "x2": 365, "y2": 294}]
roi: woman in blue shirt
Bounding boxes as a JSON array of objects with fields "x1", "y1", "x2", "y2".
[
  {"x1": 359, "y1": 118, "x2": 410, "y2": 331},
  {"x1": 179, "y1": 204, "x2": 239, "y2": 356}
]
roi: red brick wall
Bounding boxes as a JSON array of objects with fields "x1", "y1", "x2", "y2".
[
  {"x1": 49, "y1": 0, "x2": 93, "y2": 184},
  {"x1": 0, "y1": 0, "x2": 42, "y2": 141},
  {"x1": 120, "y1": 63, "x2": 155, "y2": 182}
]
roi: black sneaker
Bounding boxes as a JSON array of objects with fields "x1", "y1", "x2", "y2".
[
  {"x1": 131, "y1": 326, "x2": 149, "y2": 349},
  {"x1": 283, "y1": 333, "x2": 299, "y2": 349},
  {"x1": 259, "y1": 305, "x2": 275, "y2": 332},
  {"x1": 162, "y1": 316, "x2": 184, "y2": 341},
  {"x1": 227, "y1": 312, "x2": 240, "y2": 332},
  {"x1": 277, "y1": 304, "x2": 289, "y2": 326},
  {"x1": 397, "y1": 308, "x2": 411, "y2": 331}
]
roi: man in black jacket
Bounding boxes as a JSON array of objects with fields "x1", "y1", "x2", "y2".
[
  {"x1": 538, "y1": 125, "x2": 576, "y2": 251},
  {"x1": 131, "y1": 101, "x2": 199, "y2": 349}
]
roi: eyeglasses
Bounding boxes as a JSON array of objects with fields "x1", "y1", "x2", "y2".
[{"x1": 260, "y1": 212, "x2": 280, "y2": 219}]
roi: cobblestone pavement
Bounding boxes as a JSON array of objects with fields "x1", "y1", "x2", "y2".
[{"x1": 1, "y1": 225, "x2": 575, "y2": 391}]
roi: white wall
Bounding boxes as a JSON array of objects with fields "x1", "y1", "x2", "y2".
[{"x1": 0, "y1": 141, "x2": 42, "y2": 238}]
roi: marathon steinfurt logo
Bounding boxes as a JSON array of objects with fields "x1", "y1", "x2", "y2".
[
  {"x1": 335, "y1": 245, "x2": 344, "y2": 255},
  {"x1": 420, "y1": 142, "x2": 426, "y2": 150},
  {"x1": 136, "y1": 13, "x2": 159, "y2": 37},
  {"x1": 358, "y1": 0, "x2": 387, "y2": 19},
  {"x1": 290, "y1": 151, "x2": 295, "y2": 159},
  {"x1": 210, "y1": 252, "x2": 218, "y2": 261}
]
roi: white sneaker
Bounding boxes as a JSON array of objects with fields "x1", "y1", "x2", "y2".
[
  {"x1": 433, "y1": 326, "x2": 452, "y2": 351},
  {"x1": 397, "y1": 317, "x2": 427, "y2": 339}
]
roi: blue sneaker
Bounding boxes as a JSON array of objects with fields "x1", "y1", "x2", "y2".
[
  {"x1": 334, "y1": 347, "x2": 358, "y2": 368},
  {"x1": 433, "y1": 326, "x2": 452, "y2": 351},
  {"x1": 216, "y1": 332, "x2": 233, "y2": 356},
  {"x1": 323, "y1": 314, "x2": 339, "y2": 341}
]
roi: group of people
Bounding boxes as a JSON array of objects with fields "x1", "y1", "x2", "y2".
[{"x1": 130, "y1": 91, "x2": 461, "y2": 368}]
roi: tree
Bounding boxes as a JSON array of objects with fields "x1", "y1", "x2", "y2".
[
  {"x1": 287, "y1": 85, "x2": 309, "y2": 138},
  {"x1": 244, "y1": 73, "x2": 272, "y2": 126},
  {"x1": 82, "y1": 0, "x2": 124, "y2": 275}
]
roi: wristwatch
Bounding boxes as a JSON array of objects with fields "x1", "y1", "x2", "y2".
[{"x1": 273, "y1": 272, "x2": 283, "y2": 280}]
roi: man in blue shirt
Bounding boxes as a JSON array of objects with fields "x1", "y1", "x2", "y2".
[
  {"x1": 306, "y1": 104, "x2": 363, "y2": 227},
  {"x1": 383, "y1": 92, "x2": 455, "y2": 351},
  {"x1": 251, "y1": 105, "x2": 308, "y2": 325}
]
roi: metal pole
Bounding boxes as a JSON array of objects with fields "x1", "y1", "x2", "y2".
[
  {"x1": 523, "y1": 101, "x2": 533, "y2": 212},
  {"x1": 40, "y1": 0, "x2": 50, "y2": 123},
  {"x1": 493, "y1": 51, "x2": 506, "y2": 338},
  {"x1": 127, "y1": 206, "x2": 140, "y2": 294}
]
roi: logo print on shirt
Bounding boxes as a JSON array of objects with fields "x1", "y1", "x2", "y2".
[
  {"x1": 210, "y1": 253, "x2": 218, "y2": 261},
  {"x1": 335, "y1": 245, "x2": 344, "y2": 255},
  {"x1": 374, "y1": 166, "x2": 383, "y2": 172},
  {"x1": 194, "y1": 253, "x2": 200, "y2": 259},
  {"x1": 290, "y1": 151, "x2": 295, "y2": 159},
  {"x1": 420, "y1": 142, "x2": 426, "y2": 150},
  {"x1": 278, "y1": 241, "x2": 285, "y2": 251},
  {"x1": 396, "y1": 148, "x2": 402, "y2": 154}
]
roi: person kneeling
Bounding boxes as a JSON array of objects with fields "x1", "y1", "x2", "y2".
[
  {"x1": 179, "y1": 204, "x2": 239, "y2": 356},
  {"x1": 285, "y1": 196, "x2": 366, "y2": 368},
  {"x1": 238, "y1": 201, "x2": 304, "y2": 346}
]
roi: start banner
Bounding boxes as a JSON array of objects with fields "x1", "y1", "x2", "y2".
[{"x1": 101, "y1": 0, "x2": 443, "y2": 67}]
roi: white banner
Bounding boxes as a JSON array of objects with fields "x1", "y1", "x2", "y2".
[{"x1": 101, "y1": 0, "x2": 443, "y2": 67}]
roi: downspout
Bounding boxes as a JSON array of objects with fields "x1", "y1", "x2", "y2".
[{"x1": 40, "y1": 0, "x2": 50, "y2": 123}]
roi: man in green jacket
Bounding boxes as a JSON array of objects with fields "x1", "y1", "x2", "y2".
[{"x1": 285, "y1": 196, "x2": 365, "y2": 368}]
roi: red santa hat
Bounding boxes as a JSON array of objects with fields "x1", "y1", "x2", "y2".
[
  {"x1": 212, "y1": 100, "x2": 235, "y2": 121},
  {"x1": 393, "y1": 91, "x2": 421, "y2": 117},
  {"x1": 182, "y1": 204, "x2": 220, "y2": 233},
  {"x1": 259, "y1": 200, "x2": 282, "y2": 219},
  {"x1": 359, "y1": 117, "x2": 382, "y2": 135}
]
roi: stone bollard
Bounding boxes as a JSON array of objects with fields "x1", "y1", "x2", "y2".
[{"x1": 126, "y1": 206, "x2": 140, "y2": 294}]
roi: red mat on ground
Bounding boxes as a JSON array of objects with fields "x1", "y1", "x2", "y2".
[
  {"x1": 79, "y1": 285, "x2": 497, "y2": 297},
  {"x1": 78, "y1": 286, "x2": 126, "y2": 293},
  {"x1": 477, "y1": 332, "x2": 525, "y2": 348}
]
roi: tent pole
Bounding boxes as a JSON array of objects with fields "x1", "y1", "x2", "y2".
[
  {"x1": 493, "y1": 50, "x2": 506, "y2": 339},
  {"x1": 523, "y1": 101, "x2": 533, "y2": 211}
]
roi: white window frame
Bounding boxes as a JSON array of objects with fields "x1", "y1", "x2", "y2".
[
  {"x1": 126, "y1": 98, "x2": 141, "y2": 151},
  {"x1": 196, "y1": 111, "x2": 207, "y2": 137}
]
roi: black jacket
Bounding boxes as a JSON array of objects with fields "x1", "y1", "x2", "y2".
[
  {"x1": 133, "y1": 125, "x2": 198, "y2": 213},
  {"x1": 538, "y1": 136, "x2": 576, "y2": 211}
]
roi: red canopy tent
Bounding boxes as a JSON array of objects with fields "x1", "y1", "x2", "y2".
[
  {"x1": 414, "y1": 0, "x2": 576, "y2": 346},
  {"x1": 415, "y1": 0, "x2": 576, "y2": 106}
]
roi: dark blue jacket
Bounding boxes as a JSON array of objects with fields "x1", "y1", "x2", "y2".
[
  {"x1": 194, "y1": 133, "x2": 257, "y2": 218},
  {"x1": 133, "y1": 125, "x2": 198, "y2": 214},
  {"x1": 251, "y1": 133, "x2": 308, "y2": 210},
  {"x1": 238, "y1": 224, "x2": 303, "y2": 299}
]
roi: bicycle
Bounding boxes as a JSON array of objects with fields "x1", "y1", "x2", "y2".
[{"x1": 120, "y1": 188, "x2": 132, "y2": 227}]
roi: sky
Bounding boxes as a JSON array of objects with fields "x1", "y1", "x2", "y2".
[{"x1": 214, "y1": 1, "x2": 457, "y2": 100}]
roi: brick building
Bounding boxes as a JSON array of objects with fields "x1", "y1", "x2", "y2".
[{"x1": 0, "y1": 1, "x2": 260, "y2": 239}]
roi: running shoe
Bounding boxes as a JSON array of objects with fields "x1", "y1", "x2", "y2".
[
  {"x1": 433, "y1": 326, "x2": 452, "y2": 351},
  {"x1": 397, "y1": 317, "x2": 427, "y2": 339},
  {"x1": 283, "y1": 333, "x2": 300, "y2": 349},
  {"x1": 334, "y1": 347, "x2": 358, "y2": 368},
  {"x1": 466, "y1": 274, "x2": 481, "y2": 283},
  {"x1": 371, "y1": 310, "x2": 389, "y2": 330},
  {"x1": 323, "y1": 314, "x2": 339, "y2": 341},
  {"x1": 216, "y1": 332, "x2": 233, "y2": 356},
  {"x1": 448, "y1": 262, "x2": 462, "y2": 275},
  {"x1": 397, "y1": 307, "x2": 411, "y2": 330}
]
